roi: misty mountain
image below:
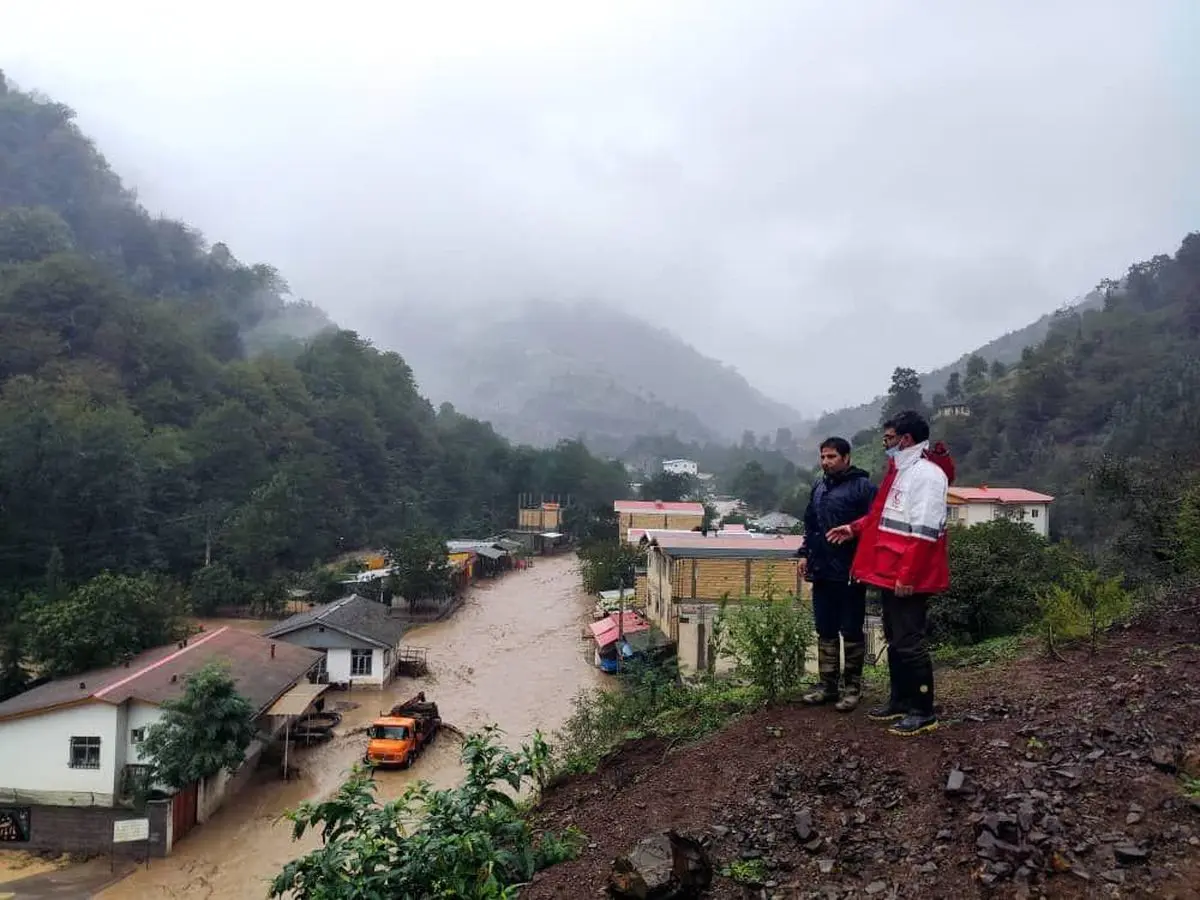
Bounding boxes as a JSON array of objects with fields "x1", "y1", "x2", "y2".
[
  {"x1": 807, "y1": 291, "x2": 1106, "y2": 440},
  {"x1": 387, "y1": 301, "x2": 803, "y2": 450}
]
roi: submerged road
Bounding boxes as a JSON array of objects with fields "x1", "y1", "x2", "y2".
[{"x1": 98, "y1": 553, "x2": 603, "y2": 900}]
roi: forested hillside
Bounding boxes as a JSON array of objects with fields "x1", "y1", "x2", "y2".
[
  {"x1": 0, "y1": 74, "x2": 628, "y2": 685},
  {"x1": 921, "y1": 235, "x2": 1200, "y2": 579},
  {"x1": 810, "y1": 292, "x2": 1104, "y2": 441}
]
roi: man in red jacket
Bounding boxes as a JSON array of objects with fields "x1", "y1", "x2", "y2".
[{"x1": 827, "y1": 410, "x2": 951, "y2": 736}]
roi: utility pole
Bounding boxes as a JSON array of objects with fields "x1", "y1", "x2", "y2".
[{"x1": 616, "y1": 575, "x2": 625, "y2": 674}]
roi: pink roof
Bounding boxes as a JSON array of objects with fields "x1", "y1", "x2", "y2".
[
  {"x1": 648, "y1": 532, "x2": 804, "y2": 559},
  {"x1": 615, "y1": 500, "x2": 706, "y2": 514},
  {"x1": 720, "y1": 524, "x2": 748, "y2": 533},
  {"x1": 589, "y1": 612, "x2": 650, "y2": 648},
  {"x1": 949, "y1": 487, "x2": 1054, "y2": 504}
]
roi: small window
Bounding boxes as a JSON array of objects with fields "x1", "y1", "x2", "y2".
[
  {"x1": 351, "y1": 649, "x2": 373, "y2": 676},
  {"x1": 130, "y1": 728, "x2": 145, "y2": 744},
  {"x1": 1030, "y1": 508, "x2": 1040, "y2": 518},
  {"x1": 69, "y1": 736, "x2": 101, "y2": 769}
]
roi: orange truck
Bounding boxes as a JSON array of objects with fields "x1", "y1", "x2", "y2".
[{"x1": 364, "y1": 693, "x2": 441, "y2": 769}]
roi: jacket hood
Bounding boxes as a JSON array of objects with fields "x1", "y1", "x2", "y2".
[{"x1": 894, "y1": 440, "x2": 929, "y2": 469}]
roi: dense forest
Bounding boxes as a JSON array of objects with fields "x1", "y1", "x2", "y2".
[
  {"x1": 0, "y1": 73, "x2": 628, "y2": 686},
  {"x1": 861, "y1": 234, "x2": 1200, "y2": 583}
]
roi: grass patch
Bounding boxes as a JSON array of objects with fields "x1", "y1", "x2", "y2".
[
  {"x1": 724, "y1": 858, "x2": 769, "y2": 885},
  {"x1": 933, "y1": 634, "x2": 1029, "y2": 669}
]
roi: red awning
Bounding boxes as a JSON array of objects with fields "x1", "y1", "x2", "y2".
[{"x1": 589, "y1": 612, "x2": 650, "y2": 648}]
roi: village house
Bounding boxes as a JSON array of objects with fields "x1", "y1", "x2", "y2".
[
  {"x1": 642, "y1": 530, "x2": 806, "y2": 676},
  {"x1": 262, "y1": 594, "x2": 408, "y2": 687},
  {"x1": 947, "y1": 486, "x2": 1054, "y2": 537},
  {"x1": 615, "y1": 499, "x2": 706, "y2": 542},
  {"x1": 0, "y1": 628, "x2": 322, "y2": 857},
  {"x1": 661, "y1": 458, "x2": 699, "y2": 477}
]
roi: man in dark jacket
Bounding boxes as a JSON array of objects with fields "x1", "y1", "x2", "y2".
[{"x1": 799, "y1": 437, "x2": 877, "y2": 711}]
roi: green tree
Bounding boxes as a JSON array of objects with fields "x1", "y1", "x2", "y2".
[
  {"x1": 189, "y1": 562, "x2": 247, "y2": 616},
  {"x1": 23, "y1": 573, "x2": 190, "y2": 676},
  {"x1": 963, "y1": 354, "x2": 989, "y2": 395},
  {"x1": 944, "y1": 371, "x2": 963, "y2": 400},
  {"x1": 731, "y1": 461, "x2": 780, "y2": 512},
  {"x1": 140, "y1": 661, "x2": 257, "y2": 789},
  {"x1": 880, "y1": 367, "x2": 926, "y2": 423},
  {"x1": 639, "y1": 470, "x2": 692, "y2": 502},
  {"x1": 387, "y1": 530, "x2": 452, "y2": 612},
  {"x1": 578, "y1": 541, "x2": 642, "y2": 594}
]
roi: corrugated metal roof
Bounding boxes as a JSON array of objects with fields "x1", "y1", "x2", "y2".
[
  {"x1": 651, "y1": 532, "x2": 804, "y2": 559},
  {"x1": 614, "y1": 500, "x2": 706, "y2": 514},
  {"x1": 589, "y1": 612, "x2": 650, "y2": 648},
  {"x1": 949, "y1": 487, "x2": 1054, "y2": 504},
  {"x1": 267, "y1": 681, "x2": 330, "y2": 717}
]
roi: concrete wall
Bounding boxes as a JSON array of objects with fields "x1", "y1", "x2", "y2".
[
  {"x1": 950, "y1": 501, "x2": 1050, "y2": 537},
  {"x1": 0, "y1": 703, "x2": 121, "y2": 806},
  {"x1": 0, "y1": 799, "x2": 170, "y2": 857},
  {"x1": 275, "y1": 631, "x2": 393, "y2": 686}
]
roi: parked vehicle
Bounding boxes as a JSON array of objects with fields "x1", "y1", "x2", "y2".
[{"x1": 364, "y1": 692, "x2": 441, "y2": 768}]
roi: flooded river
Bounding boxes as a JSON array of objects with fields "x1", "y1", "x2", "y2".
[{"x1": 99, "y1": 553, "x2": 603, "y2": 900}]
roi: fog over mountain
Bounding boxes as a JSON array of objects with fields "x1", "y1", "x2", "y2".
[{"x1": 2, "y1": 1, "x2": 1196, "y2": 417}]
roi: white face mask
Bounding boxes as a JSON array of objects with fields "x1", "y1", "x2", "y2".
[{"x1": 885, "y1": 445, "x2": 901, "y2": 458}]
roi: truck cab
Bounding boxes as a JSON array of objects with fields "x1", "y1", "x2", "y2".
[{"x1": 365, "y1": 716, "x2": 419, "y2": 767}]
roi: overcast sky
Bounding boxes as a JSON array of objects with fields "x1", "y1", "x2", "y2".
[{"x1": 2, "y1": 1, "x2": 1197, "y2": 413}]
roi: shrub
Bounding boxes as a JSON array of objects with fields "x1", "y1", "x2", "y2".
[
  {"x1": 271, "y1": 727, "x2": 579, "y2": 900},
  {"x1": 1038, "y1": 569, "x2": 1131, "y2": 656},
  {"x1": 717, "y1": 592, "x2": 814, "y2": 702},
  {"x1": 932, "y1": 520, "x2": 1080, "y2": 645}
]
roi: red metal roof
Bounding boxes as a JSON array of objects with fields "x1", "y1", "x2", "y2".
[
  {"x1": 948, "y1": 487, "x2": 1054, "y2": 504},
  {"x1": 720, "y1": 524, "x2": 748, "y2": 533},
  {"x1": 614, "y1": 500, "x2": 705, "y2": 514},
  {"x1": 649, "y1": 531, "x2": 804, "y2": 559},
  {"x1": 589, "y1": 612, "x2": 650, "y2": 648}
]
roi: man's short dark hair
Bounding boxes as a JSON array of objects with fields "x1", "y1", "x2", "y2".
[
  {"x1": 889, "y1": 410, "x2": 930, "y2": 444},
  {"x1": 819, "y1": 436, "x2": 851, "y2": 457}
]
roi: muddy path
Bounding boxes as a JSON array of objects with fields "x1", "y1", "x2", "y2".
[{"x1": 99, "y1": 554, "x2": 603, "y2": 900}]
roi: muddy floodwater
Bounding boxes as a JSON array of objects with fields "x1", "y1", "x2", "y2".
[{"x1": 99, "y1": 553, "x2": 603, "y2": 900}]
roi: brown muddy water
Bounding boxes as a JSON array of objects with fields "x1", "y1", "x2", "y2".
[{"x1": 98, "y1": 554, "x2": 604, "y2": 900}]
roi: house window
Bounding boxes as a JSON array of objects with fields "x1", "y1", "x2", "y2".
[
  {"x1": 69, "y1": 736, "x2": 101, "y2": 769},
  {"x1": 351, "y1": 649, "x2": 373, "y2": 677},
  {"x1": 1030, "y1": 508, "x2": 1040, "y2": 518},
  {"x1": 130, "y1": 728, "x2": 145, "y2": 744}
]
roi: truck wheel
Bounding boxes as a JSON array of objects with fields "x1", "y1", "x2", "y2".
[{"x1": 403, "y1": 752, "x2": 414, "y2": 769}]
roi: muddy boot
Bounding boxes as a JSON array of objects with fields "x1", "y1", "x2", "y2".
[
  {"x1": 835, "y1": 641, "x2": 865, "y2": 712},
  {"x1": 802, "y1": 639, "x2": 841, "y2": 705},
  {"x1": 889, "y1": 654, "x2": 938, "y2": 735},
  {"x1": 867, "y1": 650, "x2": 906, "y2": 722}
]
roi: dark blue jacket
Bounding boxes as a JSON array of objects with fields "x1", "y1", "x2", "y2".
[{"x1": 801, "y1": 466, "x2": 877, "y2": 582}]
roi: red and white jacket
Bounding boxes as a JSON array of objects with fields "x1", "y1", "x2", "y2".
[{"x1": 849, "y1": 441, "x2": 951, "y2": 595}]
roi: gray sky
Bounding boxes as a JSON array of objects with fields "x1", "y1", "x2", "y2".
[{"x1": 3, "y1": 1, "x2": 1197, "y2": 414}]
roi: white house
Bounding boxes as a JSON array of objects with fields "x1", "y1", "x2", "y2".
[
  {"x1": 0, "y1": 627, "x2": 321, "y2": 856},
  {"x1": 946, "y1": 486, "x2": 1054, "y2": 537},
  {"x1": 661, "y1": 458, "x2": 699, "y2": 477},
  {"x1": 261, "y1": 594, "x2": 408, "y2": 687}
]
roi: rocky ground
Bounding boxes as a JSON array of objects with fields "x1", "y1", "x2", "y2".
[{"x1": 524, "y1": 623, "x2": 1200, "y2": 899}]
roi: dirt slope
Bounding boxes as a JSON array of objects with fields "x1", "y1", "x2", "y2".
[{"x1": 525, "y1": 627, "x2": 1200, "y2": 899}]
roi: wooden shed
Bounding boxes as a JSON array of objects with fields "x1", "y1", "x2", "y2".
[{"x1": 614, "y1": 500, "x2": 705, "y2": 542}]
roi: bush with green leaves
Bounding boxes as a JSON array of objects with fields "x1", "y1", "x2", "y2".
[
  {"x1": 715, "y1": 589, "x2": 814, "y2": 702},
  {"x1": 271, "y1": 727, "x2": 580, "y2": 900},
  {"x1": 1038, "y1": 568, "x2": 1131, "y2": 656},
  {"x1": 932, "y1": 520, "x2": 1081, "y2": 645},
  {"x1": 552, "y1": 659, "x2": 762, "y2": 776},
  {"x1": 577, "y1": 540, "x2": 642, "y2": 594}
]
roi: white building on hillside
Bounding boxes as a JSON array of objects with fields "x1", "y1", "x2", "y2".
[
  {"x1": 946, "y1": 486, "x2": 1054, "y2": 537},
  {"x1": 661, "y1": 458, "x2": 699, "y2": 477}
]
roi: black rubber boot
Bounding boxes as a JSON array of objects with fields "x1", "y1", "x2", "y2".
[
  {"x1": 867, "y1": 648, "x2": 906, "y2": 722},
  {"x1": 802, "y1": 639, "x2": 841, "y2": 705}
]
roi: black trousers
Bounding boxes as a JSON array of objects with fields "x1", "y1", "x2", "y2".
[
  {"x1": 880, "y1": 589, "x2": 935, "y2": 716},
  {"x1": 811, "y1": 580, "x2": 867, "y2": 644}
]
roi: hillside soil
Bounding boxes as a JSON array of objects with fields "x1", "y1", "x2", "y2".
[{"x1": 526, "y1": 623, "x2": 1200, "y2": 899}]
